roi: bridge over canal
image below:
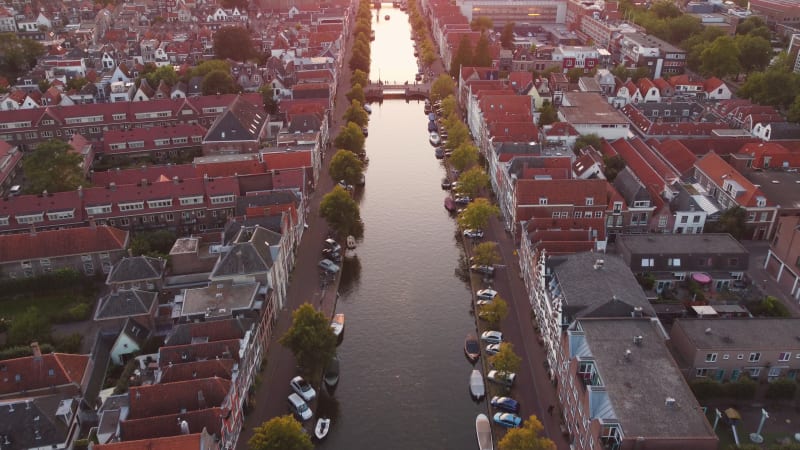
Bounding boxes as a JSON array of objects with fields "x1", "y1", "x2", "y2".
[{"x1": 364, "y1": 81, "x2": 430, "y2": 101}]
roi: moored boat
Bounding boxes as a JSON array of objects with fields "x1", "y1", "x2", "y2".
[
  {"x1": 435, "y1": 147, "x2": 445, "y2": 159},
  {"x1": 384, "y1": 14, "x2": 390, "y2": 19},
  {"x1": 428, "y1": 120, "x2": 438, "y2": 132},
  {"x1": 315, "y1": 417, "x2": 331, "y2": 440},
  {"x1": 429, "y1": 131, "x2": 441, "y2": 146},
  {"x1": 470, "y1": 369, "x2": 485, "y2": 400},
  {"x1": 476, "y1": 414, "x2": 493, "y2": 450},
  {"x1": 363, "y1": 103, "x2": 372, "y2": 114},
  {"x1": 330, "y1": 313, "x2": 345, "y2": 342},
  {"x1": 465, "y1": 333, "x2": 480, "y2": 363},
  {"x1": 324, "y1": 355, "x2": 340, "y2": 391},
  {"x1": 444, "y1": 196, "x2": 457, "y2": 212}
]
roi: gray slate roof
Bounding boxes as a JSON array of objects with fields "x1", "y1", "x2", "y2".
[
  {"x1": 578, "y1": 318, "x2": 716, "y2": 440},
  {"x1": 106, "y1": 256, "x2": 165, "y2": 285},
  {"x1": 0, "y1": 395, "x2": 73, "y2": 450},
  {"x1": 95, "y1": 289, "x2": 158, "y2": 320},
  {"x1": 613, "y1": 167, "x2": 650, "y2": 204},
  {"x1": 211, "y1": 226, "x2": 280, "y2": 278},
  {"x1": 672, "y1": 318, "x2": 800, "y2": 350},
  {"x1": 617, "y1": 233, "x2": 748, "y2": 256},
  {"x1": 204, "y1": 95, "x2": 267, "y2": 142},
  {"x1": 548, "y1": 252, "x2": 655, "y2": 320}
]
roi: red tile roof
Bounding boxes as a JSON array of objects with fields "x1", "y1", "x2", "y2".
[
  {"x1": 629, "y1": 137, "x2": 679, "y2": 182},
  {"x1": 158, "y1": 340, "x2": 242, "y2": 367},
  {"x1": 488, "y1": 122, "x2": 539, "y2": 143},
  {"x1": 678, "y1": 137, "x2": 758, "y2": 155},
  {"x1": 119, "y1": 408, "x2": 224, "y2": 442},
  {"x1": 94, "y1": 433, "x2": 206, "y2": 450},
  {"x1": 0, "y1": 352, "x2": 89, "y2": 396},
  {"x1": 545, "y1": 122, "x2": 579, "y2": 137},
  {"x1": 606, "y1": 138, "x2": 666, "y2": 211},
  {"x1": 127, "y1": 378, "x2": 231, "y2": 420},
  {"x1": 158, "y1": 359, "x2": 235, "y2": 384},
  {"x1": 0, "y1": 225, "x2": 128, "y2": 262},
  {"x1": 739, "y1": 142, "x2": 800, "y2": 169},
  {"x1": 516, "y1": 178, "x2": 609, "y2": 206},
  {"x1": 647, "y1": 138, "x2": 697, "y2": 175},
  {"x1": 694, "y1": 152, "x2": 771, "y2": 207},
  {"x1": 261, "y1": 150, "x2": 312, "y2": 170}
]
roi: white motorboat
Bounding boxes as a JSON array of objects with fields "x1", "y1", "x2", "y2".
[
  {"x1": 476, "y1": 414, "x2": 493, "y2": 450},
  {"x1": 330, "y1": 313, "x2": 345, "y2": 341},
  {"x1": 470, "y1": 369, "x2": 485, "y2": 400},
  {"x1": 315, "y1": 417, "x2": 331, "y2": 440},
  {"x1": 345, "y1": 235, "x2": 357, "y2": 259},
  {"x1": 429, "y1": 131, "x2": 441, "y2": 146},
  {"x1": 346, "y1": 235, "x2": 357, "y2": 249}
]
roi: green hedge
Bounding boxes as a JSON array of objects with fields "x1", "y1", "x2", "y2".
[
  {"x1": 0, "y1": 269, "x2": 86, "y2": 296},
  {"x1": 0, "y1": 343, "x2": 55, "y2": 361},
  {"x1": 689, "y1": 377, "x2": 757, "y2": 400}
]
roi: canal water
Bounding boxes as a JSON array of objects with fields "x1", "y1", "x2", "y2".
[{"x1": 317, "y1": 4, "x2": 483, "y2": 449}]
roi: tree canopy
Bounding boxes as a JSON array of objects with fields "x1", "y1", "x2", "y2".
[
  {"x1": 430, "y1": 74, "x2": 456, "y2": 103},
  {"x1": 480, "y1": 297, "x2": 508, "y2": 327},
  {"x1": 573, "y1": 134, "x2": 601, "y2": 153},
  {"x1": 472, "y1": 241, "x2": 501, "y2": 267},
  {"x1": 141, "y1": 64, "x2": 178, "y2": 88},
  {"x1": 248, "y1": 415, "x2": 313, "y2": 450},
  {"x1": 500, "y1": 22, "x2": 515, "y2": 49},
  {"x1": 213, "y1": 27, "x2": 258, "y2": 61},
  {"x1": 699, "y1": 36, "x2": 741, "y2": 78},
  {"x1": 537, "y1": 102, "x2": 558, "y2": 126},
  {"x1": 735, "y1": 34, "x2": 772, "y2": 74},
  {"x1": 457, "y1": 167, "x2": 490, "y2": 196},
  {"x1": 346, "y1": 84, "x2": 366, "y2": 106},
  {"x1": 473, "y1": 33, "x2": 493, "y2": 67},
  {"x1": 320, "y1": 186, "x2": 364, "y2": 239},
  {"x1": 7, "y1": 306, "x2": 51, "y2": 347},
  {"x1": 450, "y1": 141, "x2": 479, "y2": 172},
  {"x1": 602, "y1": 155, "x2": 626, "y2": 181},
  {"x1": 259, "y1": 84, "x2": 279, "y2": 115},
  {"x1": 450, "y1": 35, "x2": 474, "y2": 78},
  {"x1": 0, "y1": 34, "x2": 45, "y2": 80},
  {"x1": 444, "y1": 119, "x2": 471, "y2": 151},
  {"x1": 498, "y1": 415, "x2": 556, "y2": 450},
  {"x1": 470, "y1": 16, "x2": 493, "y2": 32},
  {"x1": 201, "y1": 70, "x2": 239, "y2": 95},
  {"x1": 458, "y1": 198, "x2": 500, "y2": 230},
  {"x1": 490, "y1": 341, "x2": 520, "y2": 374},
  {"x1": 279, "y1": 303, "x2": 338, "y2": 379},
  {"x1": 703, "y1": 206, "x2": 746, "y2": 239},
  {"x1": 334, "y1": 122, "x2": 366, "y2": 155},
  {"x1": 23, "y1": 139, "x2": 85, "y2": 194},
  {"x1": 343, "y1": 99, "x2": 369, "y2": 127},
  {"x1": 329, "y1": 150, "x2": 365, "y2": 187},
  {"x1": 129, "y1": 230, "x2": 177, "y2": 257},
  {"x1": 351, "y1": 69, "x2": 368, "y2": 89},
  {"x1": 189, "y1": 59, "x2": 231, "y2": 80}
]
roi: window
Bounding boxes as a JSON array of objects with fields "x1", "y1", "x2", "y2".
[
  {"x1": 705, "y1": 353, "x2": 717, "y2": 362},
  {"x1": 585, "y1": 197, "x2": 594, "y2": 206},
  {"x1": 668, "y1": 258, "x2": 681, "y2": 267},
  {"x1": 196, "y1": 210, "x2": 205, "y2": 218},
  {"x1": 146, "y1": 199, "x2": 173, "y2": 208},
  {"x1": 680, "y1": 216, "x2": 688, "y2": 223},
  {"x1": 737, "y1": 354, "x2": 744, "y2": 360},
  {"x1": 748, "y1": 212, "x2": 756, "y2": 222},
  {"x1": 658, "y1": 215, "x2": 668, "y2": 227},
  {"x1": 574, "y1": 211, "x2": 582, "y2": 218},
  {"x1": 86, "y1": 205, "x2": 112, "y2": 215},
  {"x1": 166, "y1": 213, "x2": 174, "y2": 221},
  {"x1": 749, "y1": 367, "x2": 761, "y2": 378},
  {"x1": 39, "y1": 258, "x2": 51, "y2": 272},
  {"x1": 552, "y1": 212, "x2": 560, "y2": 219},
  {"x1": 723, "y1": 354, "x2": 730, "y2": 360},
  {"x1": 613, "y1": 201, "x2": 622, "y2": 213},
  {"x1": 179, "y1": 196, "x2": 204, "y2": 206},
  {"x1": 779, "y1": 352, "x2": 791, "y2": 362},
  {"x1": 641, "y1": 258, "x2": 654, "y2": 267},
  {"x1": 749, "y1": 352, "x2": 761, "y2": 362},
  {"x1": 539, "y1": 197, "x2": 548, "y2": 205},
  {"x1": 560, "y1": 212, "x2": 569, "y2": 218},
  {"x1": 210, "y1": 195, "x2": 235, "y2": 204},
  {"x1": 696, "y1": 368, "x2": 708, "y2": 377},
  {"x1": 119, "y1": 202, "x2": 144, "y2": 211},
  {"x1": 760, "y1": 212, "x2": 769, "y2": 222}
]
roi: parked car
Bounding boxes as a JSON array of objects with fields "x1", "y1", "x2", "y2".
[
  {"x1": 287, "y1": 393, "x2": 313, "y2": 421},
  {"x1": 454, "y1": 195, "x2": 472, "y2": 205},
  {"x1": 487, "y1": 370, "x2": 516, "y2": 387},
  {"x1": 481, "y1": 331, "x2": 503, "y2": 344},
  {"x1": 324, "y1": 238, "x2": 342, "y2": 253},
  {"x1": 470, "y1": 265, "x2": 495, "y2": 277},
  {"x1": 322, "y1": 248, "x2": 342, "y2": 262},
  {"x1": 9, "y1": 185, "x2": 21, "y2": 196},
  {"x1": 476, "y1": 288, "x2": 497, "y2": 300},
  {"x1": 491, "y1": 396, "x2": 520, "y2": 413},
  {"x1": 318, "y1": 259, "x2": 341, "y2": 273},
  {"x1": 485, "y1": 343, "x2": 501, "y2": 355},
  {"x1": 477, "y1": 299, "x2": 494, "y2": 308},
  {"x1": 463, "y1": 229, "x2": 484, "y2": 239},
  {"x1": 493, "y1": 412, "x2": 522, "y2": 428},
  {"x1": 290, "y1": 376, "x2": 316, "y2": 402},
  {"x1": 441, "y1": 178, "x2": 451, "y2": 189}
]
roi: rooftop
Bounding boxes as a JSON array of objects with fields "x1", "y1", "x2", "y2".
[
  {"x1": 559, "y1": 92, "x2": 629, "y2": 125},
  {"x1": 617, "y1": 233, "x2": 748, "y2": 256},
  {"x1": 181, "y1": 281, "x2": 259, "y2": 318},
  {"x1": 744, "y1": 170, "x2": 800, "y2": 210},
  {"x1": 548, "y1": 252, "x2": 655, "y2": 318},
  {"x1": 673, "y1": 318, "x2": 800, "y2": 350},
  {"x1": 576, "y1": 318, "x2": 716, "y2": 440}
]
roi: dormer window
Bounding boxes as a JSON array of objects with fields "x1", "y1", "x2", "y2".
[
  {"x1": 756, "y1": 196, "x2": 766, "y2": 207},
  {"x1": 539, "y1": 197, "x2": 548, "y2": 205}
]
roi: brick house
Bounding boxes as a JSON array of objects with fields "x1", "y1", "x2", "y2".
[
  {"x1": 670, "y1": 318, "x2": 800, "y2": 382},
  {"x1": 0, "y1": 225, "x2": 129, "y2": 279},
  {"x1": 764, "y1": 215, "x2": 800, "y2": 301},
  {"x1": 202, "y1": 96, "x2": 270, "y2": 155}
]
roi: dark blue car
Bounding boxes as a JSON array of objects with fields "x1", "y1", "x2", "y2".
[
  {"x1": 428, "y1": 120, "x2": 437, "y2": 132},
  {"x1": 490, "y1": 396, "x2": 520, "y2": 414}
]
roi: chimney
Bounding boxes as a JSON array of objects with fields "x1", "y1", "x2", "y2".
[
  {"x1": 30, "y1": 341, "x2": 42, "y2": 358},
  {"x1": 173, "y1": 176, "x2": 180, "y2": 185},
  {"x1": 77, "y1": 185, "x2": 83, "y2": 198},
  {"x1": 141, "y1": 178, "x2": 148, "y2": 186},
  {"x1": 109, "y1": 182, "x2": 117, "y2": 191}
]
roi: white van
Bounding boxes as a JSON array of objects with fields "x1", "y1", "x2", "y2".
[
  {"x1": 287, "y1": 393, "x2": 312, "y2": 421},
  {"x1": 9, "y1": 185, "x2": 21, "y2": 196}
]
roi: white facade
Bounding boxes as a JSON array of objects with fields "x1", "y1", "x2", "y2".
[{"x1": 673, "y1": 209, "x2": 707, "y2": 234}]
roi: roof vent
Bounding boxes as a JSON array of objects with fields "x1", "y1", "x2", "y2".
[
  {"x1": 624, "y1": 349, "x2": 632, "y2": 361},
  {"x1": 665, "y1": 397, "x2": 676, "y2": 407},
  {"x1": 593, "y1": 259, "x2": 604, "y2": 269},
  {"x1": 633, "y1": 335, "x2": 643, "y2": 346},
  {"x1": 705, "y1": 327, "x2": 712, "y2": 335}
]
